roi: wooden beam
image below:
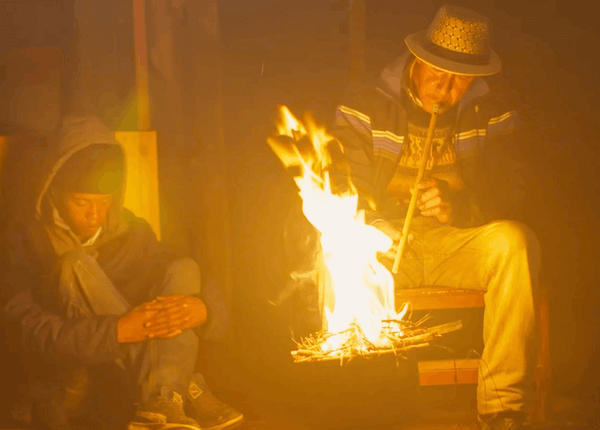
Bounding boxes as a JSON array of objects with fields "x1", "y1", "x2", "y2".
[
  {"x1": 395, "y1": 288, "x2": 485, "y2": 311},
  {"x1": 348, "y1": 0, "x2": 365, "y2": 82},
  {"x1": 133, "y1": 0, "x2": 150, "y2": 131}
]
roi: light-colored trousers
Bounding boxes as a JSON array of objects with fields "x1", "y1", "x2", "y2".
[{"x1": 392, "y1": 217, "x2": 541, "y2": 415}]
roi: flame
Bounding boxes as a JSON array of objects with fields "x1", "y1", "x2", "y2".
[{"x1": 268, "y1": 106, "x2": 406, "y2": 352}]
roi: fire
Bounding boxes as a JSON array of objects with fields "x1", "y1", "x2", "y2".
[{"x1": 268, "y1": 106, "x2": 407, "y2": 353}]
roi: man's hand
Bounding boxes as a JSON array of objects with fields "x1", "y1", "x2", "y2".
[
  {"x1": 371, "y1": 220, "x2": 413, "y2": 261},
  {"x1": 413, "y1": 178, "x2": 454, "y2": 225},
  {"x1": 117, "y1": 295, "x2": 207, "y2": 343},
  {"x1": 371, "y1": 220, "x2": 402, "y2": 241},
  {"x1": 142, "y1": 295, "x2": 207, "y2": 332}
]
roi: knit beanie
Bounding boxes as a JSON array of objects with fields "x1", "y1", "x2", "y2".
[{"x1": 52, "y1": 144, "x2": 124, "y2": 194}]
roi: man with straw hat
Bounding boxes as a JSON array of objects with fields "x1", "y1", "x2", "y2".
[{"x1": 332, "y1": 5, "x2": 539, "y2": 430}]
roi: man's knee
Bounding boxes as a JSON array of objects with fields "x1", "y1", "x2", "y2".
[
  {"x1": 161, "y1": 258, "x2": 201, "y2": 296},
  {"x1": 487, "y1": 221, "x2": 541, "y2": 269}
]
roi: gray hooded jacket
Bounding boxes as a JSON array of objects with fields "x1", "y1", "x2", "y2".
[{"x1": 0, "y1": 116, "x2": 179, "y2": 366}]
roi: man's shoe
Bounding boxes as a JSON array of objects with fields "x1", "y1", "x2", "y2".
[
  {"x1": 128, "y1": 391, "x2": 201, "y2": 430},
  {"x1": 185, "y1": 375, "x2": 244, "y2": 430},
  {"x1": 477, "y1": 411, "x2": 531, "y2": 430}
]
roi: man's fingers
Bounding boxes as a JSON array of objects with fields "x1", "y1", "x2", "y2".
[
  {"x1": 147, "y1": 329, "x2": 182, "y2": 339},
  {"x1": 144, "y1": 307, "x2": 191, "y2": 325},
  {"x1": 162, "y1": 329, "x2": 183, "y2": 339},
  {"x1": 419, "y1": 196, "x2": 442, "y2": 212},
  {"x1": 145, "y1": 314, "x2": 190, "y2": 329},
  {"x1": 145, "y1": 317, "x2": 189, "y2": 332},
  {"x1": 144, "y1": 310, "x2": 191, "y2": 328},
  {"x1": 418, "y1": 187, "x2": 441, "y2": 204},
  {"x1": 421, "y1": 208, "x2": 439, "y2": 217},
  {"x1": 416, "y1": 179, "x2": 438, "y2": 189},
  {"x1": 388, "y1": 229, "x2": 402, "y2": 242},
  {"x1": 372, "y1": 220, "x2": 402, "y2": 241}
]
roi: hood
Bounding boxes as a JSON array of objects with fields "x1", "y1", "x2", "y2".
[
  {"x1": 377, "y1": 51, "x2": 490, "y2": 115},
  {"x1": 35, "y1": 115, "x2": 128, "y2": 254}
]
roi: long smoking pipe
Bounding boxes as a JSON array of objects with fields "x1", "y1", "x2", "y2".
[{"x1": 392, "y1": 103, "x2": 441, "y2": 274}]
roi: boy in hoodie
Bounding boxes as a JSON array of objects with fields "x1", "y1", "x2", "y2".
[
  {"x1": 331, "y1": 5, "x2": 540, "y2": 430},
  {"x1": 0, "y1": 115, "x2": 243, "y2": 430}
]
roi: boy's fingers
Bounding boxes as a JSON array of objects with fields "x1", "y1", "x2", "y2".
[
  {"x1": 145, "y1": 314, "x2": 190, "y2": 329},
  {"x1": 163, "y1": 330, "x2": 183, "y2": 339},
  {"x1": 144, "y1": 310, "x2": 190, "y2": 328},
  {"x1": 145, "y1": 318, "x2": 187, "y2": 331},
  {"x1": 148, "y1": 329, "x2": 182, "y2": 339}
]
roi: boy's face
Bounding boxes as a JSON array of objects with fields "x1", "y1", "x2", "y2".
[
  {"x1": 411, "y1": 59, "x2": 474, "y2": 113},
  {"x1": 59, "y1": 192, "x2": 112, "y2": 241}
]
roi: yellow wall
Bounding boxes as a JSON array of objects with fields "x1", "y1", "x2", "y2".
[{"x1": 115, "y1": 131, "x2": 161, "y2": 240}]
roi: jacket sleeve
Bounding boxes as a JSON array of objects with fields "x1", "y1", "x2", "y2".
[
  {"x1": 330, "y1": 83, "x2": 386, "y2": 224},
  {"x1": 2, "y1": 291, "x2": 124, "y2": 365},
  {"x1": 453, "y1": 107, "x2": 528, "y2": 227},
  {"x1": 0, "y1": 231, "x2": 125, "y2": 366}
]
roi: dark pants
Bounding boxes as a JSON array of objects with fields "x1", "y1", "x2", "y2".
[{"x1": 54, "y1": 249, "x2": 201, "y2": 403}]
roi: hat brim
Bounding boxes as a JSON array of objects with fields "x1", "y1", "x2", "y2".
[{"x1": 405, "y1": 30, "x2": 501, "y2": 76}]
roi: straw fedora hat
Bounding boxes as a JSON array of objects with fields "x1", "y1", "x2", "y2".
[{"x1": 405, "y1": 5, "x2": 501, "y2": 76}]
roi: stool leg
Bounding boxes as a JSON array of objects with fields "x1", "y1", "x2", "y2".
[{"x1": 533, "y1": 289, "x2": 551, "y2": 423}]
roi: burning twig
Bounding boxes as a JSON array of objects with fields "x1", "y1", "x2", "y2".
[{"x1": 292, "y1": 319, "x2": 462, "y2": 364}]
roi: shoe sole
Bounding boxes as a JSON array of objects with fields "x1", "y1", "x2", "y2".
[{"x1": 201, "y1": 415, "x2": 244, "y2": 430}]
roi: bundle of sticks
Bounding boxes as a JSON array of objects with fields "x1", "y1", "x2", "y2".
[{"x1": 291, "y1": 316, "x2": 462, "y2": 364}]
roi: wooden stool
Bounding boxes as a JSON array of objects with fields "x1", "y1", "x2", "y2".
[{"x1": 395, "y1": 287, "x2": 550, "y2": 422}]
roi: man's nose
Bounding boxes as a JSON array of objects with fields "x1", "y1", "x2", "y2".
[
  {"x1": 87, "y1": 204, "x2": 100, "y2": 221},
  {"x1": 436, "y1": 75, "x2": 454, "y2": 96}
]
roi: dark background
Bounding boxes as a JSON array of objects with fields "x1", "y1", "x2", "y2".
[{"x1": 1, "y1": 0, "x2": 599, "y2": 421}]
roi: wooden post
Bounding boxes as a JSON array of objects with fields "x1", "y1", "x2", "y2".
[
  {"x1": 200, "y1": 1, "x2": 234, "y2": 306},
  {"x1": 133, "y1": 0, "x2": 150, "y2": 131},
  {"x1": 181, "y1": 0, "x2": 234, "y2": 323},
  {"x1": 348, "y1": 0, "x2": 366, "y2": 82}
]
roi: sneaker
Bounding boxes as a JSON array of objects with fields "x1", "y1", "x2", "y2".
[
  {"x1": 185, "y1": 375, "x2": 244, "y2": 430},
  {"x1": 477, "y1": 410, "x2": 531, "y2": 430},
  {"x1": 128, "y1": 391, "x2": 201, "y2": 430}
]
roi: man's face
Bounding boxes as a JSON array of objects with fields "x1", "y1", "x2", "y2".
[
  {"x1": 60, "y1": 192, "x2": 112, "y2": 240},
  {"x1": 411, "y1": 59, "x2": 474, "y2": 113}
]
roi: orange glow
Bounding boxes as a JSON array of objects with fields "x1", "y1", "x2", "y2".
[{"x1": 268, "y1": 106, "x2": 407, "y2": 352}]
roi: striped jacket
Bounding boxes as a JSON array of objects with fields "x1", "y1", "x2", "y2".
[{"x1": 331, "y1": 52, "x2": 527, "y2": 228}]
